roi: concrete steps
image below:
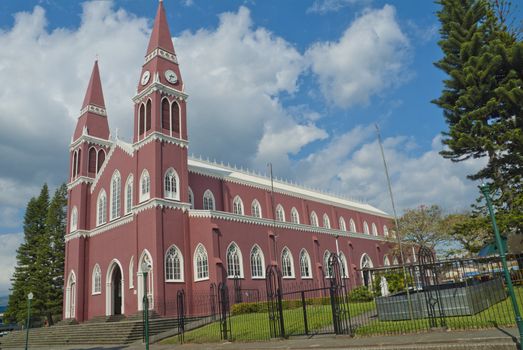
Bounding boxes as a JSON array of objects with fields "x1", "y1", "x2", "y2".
[{"x1": 0, "y1": 315, "x2": 187, "y2": 348}]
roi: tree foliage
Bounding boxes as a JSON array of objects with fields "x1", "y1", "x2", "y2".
[
  {"x1": 434, "y1": 0, "x2": 523, "y2": 235},
  {"x1": 398, "y1": 205, "x2": 450, "y2": 251},
  {"x1": 441, "y1": 212, "x2": 491, "y2": 256},
  {"x1": 4, "y1": 184, "x2": 67, "y2": 326}
]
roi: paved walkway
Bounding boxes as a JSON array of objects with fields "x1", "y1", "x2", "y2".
[{"x1": 12, "y1": 327, "x2": 520, "y2": 350}]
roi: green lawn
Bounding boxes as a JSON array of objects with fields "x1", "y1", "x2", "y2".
[
  {"x1": 355, "y1": 288, "x2": 523, "y2": 336},
  {"x1": 161, "y1": 301, "x2": 375, "y2": 344}
]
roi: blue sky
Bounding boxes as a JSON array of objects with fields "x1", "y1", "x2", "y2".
[{"x1": 0, "y1": 0, "x2": 513, "y2": 294}]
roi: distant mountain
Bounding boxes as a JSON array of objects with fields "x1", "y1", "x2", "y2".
[{"x1": 0, "y1": 295, "x2": 8, "y2": 307}]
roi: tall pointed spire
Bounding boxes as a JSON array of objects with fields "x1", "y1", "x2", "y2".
[
  {"x1": 81, "y1": 60, "x2": 106, "y2": 109},
  {"x1": 73, "y1": 60, "x2": 109, "y2": 142},
  {"x1": 146, "y1": 1, "x2": 175, "y2": 55}
]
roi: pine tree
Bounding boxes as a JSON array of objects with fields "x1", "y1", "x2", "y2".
[
  {"x1": 5, "y1": 184, "x2": 49, "y2": 324},
  {"x1": 44, "y1": 184, "x2": 67, "y2": 325},
  {"x1": 433, "y1": 0, "x2": 523, "y2": 235}
]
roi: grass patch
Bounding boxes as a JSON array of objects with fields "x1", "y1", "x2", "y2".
[{"x1": 161, "y1": 301, "x2": 375, "y2": 344}]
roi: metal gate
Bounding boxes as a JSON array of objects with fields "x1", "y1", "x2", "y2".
[
  {"x1": 418, "y1": 246, "x2": 446, "y2": 328},
  {"x1": 328, "y1": 253, "x2": 352, "y2": 335},
  {"x1": 176, "y1": 289, "x2": 185, "y2": 343},
  {"x1": 218, "y1": 282, "x2": 232, "y2": 340},
  {"x1": 266, "y1": 264, "x2": 285, "y2": 338}
]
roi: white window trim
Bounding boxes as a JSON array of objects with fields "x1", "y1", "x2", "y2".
[
  {"x1": 310, "y1": 211, "x2": 318, "y2": 227},
  {"x1": 110, "y1": 170, "x2": 121, "y2": 221},
  {"x1": 193, "y1": 243, "x2": 209, "y2": 282},
  {"x1": 281, "y1": 247, "x2": 295, "y2": 279},
  {"x1": 92, "y1": 264, "x2": 102, "y2": 295},
  {"x1": 140, "y1": 169, "x2": 150, "y2": 203},
  {"x1": 299, "y1": 248, "x2": 312, "y2": 279},
  {"x1": 323, "y1": 214, "x2": 330, "y2": 228},
  {"x1": 383, "y1": 225, "x2": 389, "y2": 237},
  {"x1": 125, "y1": 174, "x2": 134, "y2": 215},
  {"x1": 165, "y1": 244, "x2": 184, "y2": 282},
  {"x1": 71, "y1": 206, "x2": 78, "y2": 232},
  {"x1": 164, "y1": 167, "x2": 180, "y2": 201},
  {"x1": 339, "y1": 252, "x2": 349, "y2": 278},
  {"x1": 291, "y1": 207, "x2": 300, "y2": 224},
  {"x1": 226, "y1": 241, "x2": 244, "y2": 279},
  {"x1": 372, "y1": 223, "x2": 378, "y2": 236},
  {"x1": 350, "y1": 218, "x2": 356, "y2": 233},
  {"x1": 363, "y1": 221, "x2": 370, "y2": 235},
  {"x1": 232, "y1": 195, "x2": 244, "y2": 215},
  {"x1": 275, "y1": 204, "x2": 285, "y2": 222},
  {"x1": 250, "y1": 244, "x2": 265, "y2": 279},
  {"x1": 339, "y1": 217, "x2": 346, "y2": 231},
  {"x1": 203, "y1": 189, "x2": 215, "y2": 210},
  {"x1": 251, "y1": 199, "x2": 262, "y2": 218},
  {"x1": 96, "y1": 190, "x2": 107, "y2": 227},
  {"x1": 129, "y1": 256, "x2": 134, "y2": 289},
  {"x1": 188, "y1": 186, "x2": 194, "y2": 209},
  {"x1": 323, "y1": 250, "x2": 332, "y2": 279}
]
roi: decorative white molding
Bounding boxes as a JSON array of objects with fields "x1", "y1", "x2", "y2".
[
  {"x1": 188, "y1": 210, "x2": 390, "y2": 242},
  {"x1": 80, "y1": 104, "x2": 107, "y2": 118},
  {"x1": 133, "y1": 131, "x2": 188, "y2": 151},
  {"x1": 133, "y1": 81, "x2": 188, "y2": 104},
  {"x1": 90, "y1": 140, "x2": 134, "y2": 193},
  {"x1": 133, "y1": 198, "x2": 192, "y2": 214},
  {"x1": 188, "y1": 157, "x2": 392, "y2": 219},
  {"x1": 70, "y1": 134, "x2": 112, "y2": 150},
  {"x1": 65, "y1": 214, "x2": 134, "y2": 242},
  {"x1": 67, "y1": 176, "x2": 93, "y2": 190},
  {"x1": 144, "y1": 48, "x2": 178, "y2": 65}
]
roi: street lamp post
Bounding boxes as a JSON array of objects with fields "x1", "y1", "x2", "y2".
[
  {"x1": 24, "y1": 292, "x2": 33, "y2": 350},
  {"x1": 480, "y1": 183, "x2": 523, "y2": 350},
  {"x1": 141, "y1": 261, "x2": 151, "y2": 350}
]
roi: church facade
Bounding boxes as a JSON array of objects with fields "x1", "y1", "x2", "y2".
[{"x1": 64, "y1": 1, "x2": 402, "y2": 322}]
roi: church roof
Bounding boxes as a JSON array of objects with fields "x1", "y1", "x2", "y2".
[
  {"x1": 81, "y1": 60, "x2": 105, "y2": 109},
  {"x1": 146, "y1": 1, "x2": 175, "y2": 55}
]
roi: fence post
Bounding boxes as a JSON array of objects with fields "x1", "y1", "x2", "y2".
[
  {"x1": 277, "y1": 287, "x2": 285, "y2": 338},
  {"x1": 301, "y1": 291, "x2": 309, "y2": 335},
  {"x1": 329, "y1": 285, "x2": 339, "y2": 334}
]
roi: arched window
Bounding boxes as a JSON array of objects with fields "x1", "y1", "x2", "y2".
[
  {"x1": 188, "y1": 187, "x2": 194, "y2": 209},
  {"x1": 171, "y1": 101, "x2": 180, "y2": 134},
  {"x1": 232, "y1": 196, "x2": 244, "y2": 215},
  {"x1": 72, "y1": 151, "x2": 78, "y2": 179},
  {"x1": 310, "y1": 211, "x2": 318, "y2": 227},
  {"x1": 361, "y1": 254, "x2": 373, "y2": 287},
  {"x1": 97, "y1": 149, "x2": 105, "y2": 173},
  {"x1": 125, "y1": 175, "x2": 133, "y2": 214},
  {"x1": 226, "y1": 242, "x2": 243, "y2": 278},
  {"x1": 384, "y1": 255, "x2": 391, "y2": 266},
  {"x1": 349, "y1": 218, "x2": 356, "y2": 232},
  {"x1": 71, "y1": 206, "x2": 78, "y2": 232},
  {"x1": 88, "y1": 147, "x2": 97, "y2": 174},
  {"x1": 363, "y1": 221, "x2": 370, "y2": 235},
  {"x1": 250, "y1": 245, "x2": 265, "y2": 278},
  {"x1": 383, "y1": 225, "x2": 389, "y2": 237},
  {"x1": 393, "y1": 257, "x2": 399, "y2": 265},
  {"x1": 323, "y1": 214, "x2": 331, "y2": 228},
  {"x1": 281, "y1": 247, "x2": 294, "y2": 278},
  {"x1": 110, "y1": 171, "x2": 121, "y2": 220},
  {"x1": 372, "y1": 223, "x2": 378, "y2": 236},
  {"x1": 97, "y1": 190, "x2": 107, "y2": 226},
  {"x1": 299, "y1": 249, "x2": 312, "y2": 278},
  {"x1": 339, "y1": 252, "x2": 349, "y2": 278},
  {"x1": 92, "y1": 264, "x2": 101, "y2": 295},
  {"x1": 275, "y1": 204, "x2": 285, "y2": 222},
  {"x1": 145, "y1": 99, "x2": 152, "y2": 131},
  {"x1": 291, "y1": 207, "x2": 300, "y2": 224},
  {"x1": 140, "y1": 169, "x2": 150, "y2": 202},
  {"x1": 161, "y1": 98, "x2": 170, "y2": 130},
  {"x1": 251, "y1": 199, "x2": 262, "y2": 218},
  {"x1": 139, "y1": 104, "x2": 145, "y2": 137},
  {"x1": 165, "y1": 245, "x2": 183, "y2": 282},
  {"x1": 129, "y1": 256, "x2": 134, "y2": 289},
  {"x1": 164, "y1": 168, "x2": 179, "y2": 200},
  {"x1": 323, "y1": 251, "x2": 333, "y2": 278},
  {"x1": 339, "y1": 217, "x2": 346, "y2": 231},
  {"x1": 203, "y1": 190, "x2": 215, "y2": 210},
  {"x1": 194, "y1": 244, "x2": 209, "y2": 281},
  {"x1": 76, "y1": 149, "x2": 81, "y2": 176}
]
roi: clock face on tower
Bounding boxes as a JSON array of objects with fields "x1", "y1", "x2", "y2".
[
  {"x1": 165, "y1": 70, "x2": 178, "y2": 84},
  {"x1": 141, "y1": 71, "x2": 150, "y2": 86}
]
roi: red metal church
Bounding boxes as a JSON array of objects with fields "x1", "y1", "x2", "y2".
[{"x1": 64, "y1": 1, "x2": 400, "y2": 322}]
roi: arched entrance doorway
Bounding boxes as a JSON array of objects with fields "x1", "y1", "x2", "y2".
[
  {"x1": 106, "y1": 260, "x2": 125, "y2": 316},
  {"x1": 138, "y1": 250, "x2": 153, "y2": 311}
]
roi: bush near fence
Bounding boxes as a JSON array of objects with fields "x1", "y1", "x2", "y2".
[{"x1": 231, "y1": 296, "x2": 334, "y2": 315}]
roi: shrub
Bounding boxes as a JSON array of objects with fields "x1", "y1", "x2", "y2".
[{"x1": 348, "y1": 286, "x2": 374, "y2": 302}]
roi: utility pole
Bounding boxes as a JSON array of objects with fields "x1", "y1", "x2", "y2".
[{"x1": 375, "y1": 123, "x2": 414, "y2": 320}]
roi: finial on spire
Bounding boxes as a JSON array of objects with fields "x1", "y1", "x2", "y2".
[{"x1": 146, "y1": 0, "x2": 175, "y2": 54}]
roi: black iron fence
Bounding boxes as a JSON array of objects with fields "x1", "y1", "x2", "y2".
[{"x1": 159, "y1": 253, "x2": 523, "y2": 344}]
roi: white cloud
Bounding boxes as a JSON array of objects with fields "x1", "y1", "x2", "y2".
[
  {"x1": 307, "y1": 0, "x2": 371, "y2": 14},
  {"x1": 0, "y1": 233, "x2": 23, "y2": 295},
  {"x1": 295, "y1": 128, "x2": 486, "y2": 213},
  {"x1": 307, "y1": 5, "x2": 411, "y2": 108}
]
